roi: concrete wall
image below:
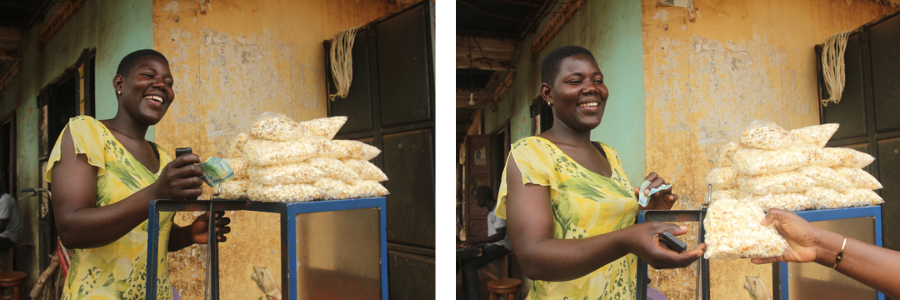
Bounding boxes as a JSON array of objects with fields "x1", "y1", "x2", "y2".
[
  {"x1": 640, "y1": 0, "x2": 892, "y2": 298},
  {"x1": 149, "y1": 0, "x2": 397, "y2": 298},
  {"x1": 0, "y1": 0, "x2": 153, "y2": 284},
  {"x1": 484, "y1": 0, "x2": 647, "y2": 185}
]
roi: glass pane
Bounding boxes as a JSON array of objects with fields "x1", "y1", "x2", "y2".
[
  {"x1": 296, "y1": 208, "x2": 382, "y2": 299},
  {"x1": 788, "y1": 217, "x2": 877, "y2": 299}
]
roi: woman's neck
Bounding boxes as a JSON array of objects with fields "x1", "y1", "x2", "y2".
[
  {"x1": 104, "y1": 115, "x2": 149, "y2": 141},
  {"x1": 543, "y1": 120, "x2": 594, "y2": 147}
]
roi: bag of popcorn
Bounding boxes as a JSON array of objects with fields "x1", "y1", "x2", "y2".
[
  {"x1": 738, "y1": 172, "x2": 816, "y2": 195},
  {"x1": 703, "y1": 198, "x2": 790, "y2": 259},
  {"x1": 251, "y1": 112, "x2": 305, "y2": 141},
  {"x1": 834, "y1": 167, "x2": 883, "y2": 190},
  {"x1": 740, "y1": 121, "x2": 795, "y2": 150},
  {"x1": 789, "y1": 123, "x2": 839, "y2": 147},
  {"x1": 247, "y1": 182, "x2": 322, "y2": 202},
  {"x1": 300, "y1": 116, "x2": 347, "y2": 139},
  {"x1": 247, "y1": 163, "x2": 325, "y2": 185},
  {"x1": 732, "y1": 148, "x2": 808, "y2": 176}
]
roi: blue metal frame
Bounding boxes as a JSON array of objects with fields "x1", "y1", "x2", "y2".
[
  {"x1": 775, "y1": 206, "x2": 884, "y2": 300},
  {"x1": 146, "y1": 197, "x2": 389, "y2": 300},
  {"x1": 636, "y1": 210, "x2": 710, "y2": 300}
]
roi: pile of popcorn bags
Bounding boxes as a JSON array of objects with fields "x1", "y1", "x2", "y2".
[
  {"x1": 704, "y1": 121, "x2": 883, "y2": 259},
  {"x1": 218, "y1": 112, "x2": 389, "y2": 202}
]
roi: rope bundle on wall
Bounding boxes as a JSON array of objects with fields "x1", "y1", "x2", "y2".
[
  {"x1": 821, "y1": 30, "x2": 850, "y2": 107},
  {"x1": 329, "y1": 27, "x2": 359, "y2": 101}
]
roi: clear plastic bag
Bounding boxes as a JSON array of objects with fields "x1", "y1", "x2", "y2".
[
  {"x1": 350, "y1": 180, "x2": 390, "y2": 198},
  {"x1": 802, "y1": 145, "x2": 842, "y2": 167},
  {"x1": 834, "y1": 167, "x2": 883, "y2": 190},
  {"x1": 750, "y1": 193, "x2": 812, "y2": 212},
  {"x1": 343, "y1": 159, "x2": 389, "y2": 182},
  {"x1": 826, "y1": 148, "x2": 875, "y2": 168},
  {"x1": 740, "y1": 121, "x2": 795, "y2": 150},
  {"x1": 306, "y1": 157, "x2": 360, "y2": 183},
  {"x1": 247, "y1": 163, "x2": 325, "y2": 185},
  {"x1": 226, "y1": 133, "x2": 251, "y2": 158},
  {"x1": 334, "y1": 140, "x2": 381, "y2": 160},
  {"x1": 250, "y1": 112, "x2": 305, "y2": 141},
  {"x1": 732, "y1": 148, "x2": 808, "y2": 176},
  {"x1": 247, "y1": 182, "x2": 322, "y2": 202},
  {"x1": 300, "y1": 116, "x2": 347, "y2": 139},
  {"x1": 789, "y1": 123, "x2": 839, "y2": 147},
  {"x1": 706, "y1": 167, "x2": 738, "y2": 190},
  {"x1": 710, "y1": 189, "x2": 748, "y2": 203},
  {"x1": 314, "y1": 178, "x2": 354, "y2": 200},
  {"x1": 219, "y1": 179, "x2": 250, "y2": 200},
  {"x1": 796, "y1": 166, "x2": 853, "y2": 192},
  {"x1": 317, "y1": 140, "x2": 352, "y2": 159},
  {"x1": 843, "y1": 189, "x2": 884, "y2": 207},
  {"x1": 224, "y1": 158, "x2": 247, "y2": 179},
  {"x1": 805, "y1": 187, "x2": 847, "y2": 210},
  {"x1": 242, "y1": 139, "x2": 318, "y2": 166},
  {"x1": 738, "y1": 172, "x2": 816, "y2": 195},
  {"x1": 703, "y1": 198, "x2": 790, "y2": 259},
  {"x1": 714, "y1": 142, "x2": 741, "y2": 168}
]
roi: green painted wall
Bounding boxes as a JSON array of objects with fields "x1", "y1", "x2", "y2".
[
  {"x1": 0, "y1": 0, "x2": 153, "y2": 283},
  {"x1": 485, "y1": 0, "x2": 646, "y2": 185}
]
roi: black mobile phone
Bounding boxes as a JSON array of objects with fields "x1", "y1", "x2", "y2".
[
  {"x1": 660, "y1": 230, "x2": 687, "y2": 253},
  {"x1": 175, "y1": 147, "x2": 192, "y2": 157}
]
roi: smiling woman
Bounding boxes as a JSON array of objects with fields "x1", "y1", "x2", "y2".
[
  {"x1": 495, "y1": 45, "x2": 706, "y2": 300},
  {"x1": 44, "y1": 49, "x2": 231, "y2": 300}
]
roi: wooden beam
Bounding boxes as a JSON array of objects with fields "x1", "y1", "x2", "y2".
[
  {"x1": 492, "y1": 0, "x2": 543, "y2": 7},
  {"x1": 0, "y1": 27, "x2": 21, "y2": 41},
  {"x1": 457, "y1": 35, "x2": 515, "y2": 71}
]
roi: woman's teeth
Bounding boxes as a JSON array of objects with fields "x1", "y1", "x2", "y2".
[
  {"x1": 578, "y1": 102, "x2": 598, "y2": 107},
  {"x1": 145, "y1": 95, "x2": 164, "y2": 103}
]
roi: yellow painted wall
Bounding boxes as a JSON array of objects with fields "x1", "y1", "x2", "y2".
[
  {"x1": 641, "y1": 0, "x2": 891, "y2": 299},
  {"x1": 150, "y1": 0, "x2": 397, "y2": 298}
]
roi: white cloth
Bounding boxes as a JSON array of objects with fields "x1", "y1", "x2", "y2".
[
  {"x1": 0, "y1": 193, "x2": 20, "y2": 243},
  {"x1": 487, "y1": 206, "x2": 511, "y2": 251}
]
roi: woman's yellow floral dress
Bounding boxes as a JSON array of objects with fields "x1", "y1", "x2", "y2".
[
  {"x1": 496, "y1": 137, "x2": 639, "y2": 300},
  {"x1": 45, "y1": 116, "x2": 175, "y2": 300}
]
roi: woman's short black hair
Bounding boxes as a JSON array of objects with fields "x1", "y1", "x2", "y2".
[
  {"x1": 116, "y1": 49, "x2": 169, "y2": 77},
  {"x1": 474, "y1": 185, "x2": 494, "y2": 201},
  {"x1": 540, "y1": 45, "x2": 595, "y2": 85}
]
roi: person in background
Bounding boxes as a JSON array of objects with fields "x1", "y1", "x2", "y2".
[
  {"x1": 752, "y1": 208, "x2": 900, "y2": 298},
  {"x1": 459, "y1": 185, "x2": 512, "y2": 300},
  {"x1": 0, "y1": 186, "x2": 21, "y2": 254}
]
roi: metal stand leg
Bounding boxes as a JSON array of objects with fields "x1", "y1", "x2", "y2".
[
  {"x1": 147, "y1": 200, "x2": 160, "y2": 300},
  {"x1": 207, "y1": 202, "x2": 219, "y2": 300}
]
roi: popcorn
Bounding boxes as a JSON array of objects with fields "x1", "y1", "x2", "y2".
[
  {"x1": 738, "y1": 172, "x2": 816, "y2": 195},
  {"x1": 740, "y1": 121, "x2": 795, "y2": 150},
  {"x1": 703, "y1": 198, "x2": 790, "y2": 259},
  {"x1": 224, "y1": 158, "x2": 248, "y2": 179},
  {"x1": 350, "y1": 180, "x2": 390, "y2": 198},
  {"x1": 333, "y1": 140, "x2": 381, "y2": 160},
  {"x1": 710, "y1": 189, "x2": 748, "y2": 203},
  {"x1": 314, "y1": 178, "x2": 354, "y2": 200},
  {"x1": 242, "y1": 140, "x2": 318, "y2": 166},
  {"x1": 732, "y1": 148, "x2": 807, "y2": 176},
  {"x1": 250, "y1": 112, "x2": 305, "y2": 141},
  {"x1": 805, "y1": 187, "x2": 848, "y2": 210},
  {"x1": 300, "y1": 116, "x2": 347, "y2": 139},
  {"x1": 247, "y1": 182, "x2": 322, "y2": 202},
  {"x1": 789, "y1": 123, "x2": 839, "y2": 147},
  {"x1": 714, "y1": 142, "x2": 741, "y2": 168},
  {"x1": 226, "y1": 133, "x2": 251, "y2": 158},
  {"x1": 835, "y1": 167, "x2": 883, "y2": 190},
  {"x1": 344, "y1": 159, "x2": 389, "y2": 182},
  {"x1": 218, "y1": 179, "x2": 250, "y2": 200},
  {"x1": 750, "y1": 193, "x2": 812, "y2": 212},
  {"x1": 307, "y1": 157, "x2": 360, "y2": 183},
  {"x1": 797, "y1": 166, "x2": 853, "y2": 192},
  {"x1": 827, "y1": 148, "x2": 875, "y2": 168},
  {"x1": 247, "y1": 163, "x2": 325, "y2": 185},
  {"x1": 843, "y1": 189, "x2": 884, "y2": 206}
]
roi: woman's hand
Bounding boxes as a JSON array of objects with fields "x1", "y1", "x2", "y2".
[
  {"x1": 634, "y1": 172, "x2": 677, "y2": 210},
  {"x1": 624, "y1": 222, "x2": 706, "y2": 269},
  {"x1": 188, "y1": 211, "x2": 232, "y2": 244},
  {"x1": 751, "y1": 209, "x2": 821, "y2": 264},
  {"x1": 152, "y1": 154, "x2": 204, "y2": 201},
  {"x1": 460, "y1": 238, "x2": 480, "y2": 249}
]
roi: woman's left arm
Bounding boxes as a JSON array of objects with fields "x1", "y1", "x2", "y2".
[{"x1": 635, "y1": 172, "x2": 678, "y2": 211}]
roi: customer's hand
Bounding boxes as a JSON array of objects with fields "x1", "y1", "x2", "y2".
[
  {"x1": 460, "y1": 238, "x2": 480, "y2": 249},
  {"x1": 635, "y1": 172, "x2": 677, "y2": 210},
  {"x1": 152, "y1": 154, "x2": 204, "y2": 201},
  {"x1": 189, "y1": 211, "x2": 232, "y2": 244},
  {"x1": 625, "y1": 222, "x2": 705, "y2": 269},
  {"x1": 751, "y1": 209, "x2": 820, "y2": 264}
]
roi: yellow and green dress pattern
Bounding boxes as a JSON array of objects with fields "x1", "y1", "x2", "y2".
[
  {"x1": 45, "y1": 116, "x2": 175, "y2": 300},
  {"x1": 496, "y1": 136, "x2": 640, "y2": 300}
]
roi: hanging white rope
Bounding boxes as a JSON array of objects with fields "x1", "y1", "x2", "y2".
[
  {"x1": 329, "y1": 27, "x2": 359, "y2": 101},
  {"x1": 821, "y1": 30, "x2": 850, "y2": 107}
]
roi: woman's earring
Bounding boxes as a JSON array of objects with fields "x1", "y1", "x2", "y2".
[
  {"x1": 547, "y1": 101, "x2": 553, "y2": 107},
  {"x1": 117, "y1": 91, "x2": 122, "y2": 95}
]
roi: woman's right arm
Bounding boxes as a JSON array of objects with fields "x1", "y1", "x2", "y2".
[
  {"x1": 505, "y1": 155, "x2": 705, "y2": 281},
  {"x1": 50, "y1": 128, "x2": 203, "y2": 249}
]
